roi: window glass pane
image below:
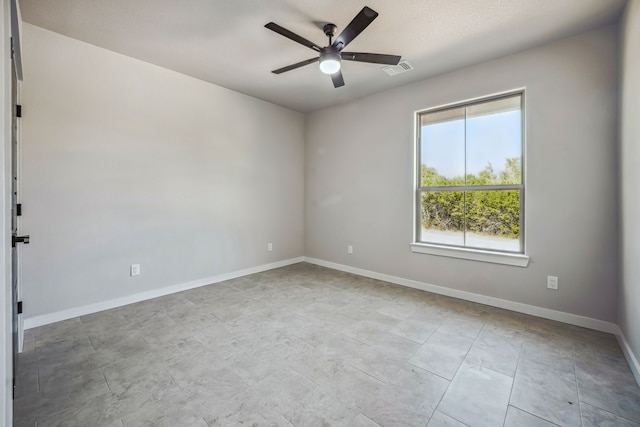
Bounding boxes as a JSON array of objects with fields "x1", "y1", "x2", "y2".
[
  {"x1": 420, "y1": 191, "x2": 464, "y2": 246},
  {"x1": 416, "y1": 92, "x2": 525, "y2": 254},
  {"x1": 464, "y1": 190, "x2": 520, "y2": 252},
  {"x1": 466, "y1": 96, "x2": 522, "y2": 185},
  {"x1": 420, "y1": 107, "x2": 465, "y2": 186}
]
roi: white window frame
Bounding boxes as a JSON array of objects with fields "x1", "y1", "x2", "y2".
[{"x1": 410, "y1": 89, "x2": 529, "y2": 267}]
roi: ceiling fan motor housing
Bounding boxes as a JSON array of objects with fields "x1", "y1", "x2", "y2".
[{"x1": 320, "y1": 47, "x2": 340, "y2": 59}]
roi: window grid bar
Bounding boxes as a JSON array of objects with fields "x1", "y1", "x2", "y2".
[{"x1": 419, "y1": 184, "x2": 523, "y2": 192}]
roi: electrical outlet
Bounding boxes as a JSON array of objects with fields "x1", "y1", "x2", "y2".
[
  {"x1": 347, "y1": 245, "x2": 353, "y2": 254},
  {"x1": 547, "y1": 275, "x2": 558, "y2": 290},
  {"x1": 130, "y1": 264, "x2": 140, "y2": 277},
  {"x1": 268, "y1": 243, "x2": 273, "y2": 252}
]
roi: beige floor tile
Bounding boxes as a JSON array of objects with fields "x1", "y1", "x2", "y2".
[
  {"x1": 364, "y1": 364, "x2": 449, "y2": 427},
  {"x1": 464, "y1": 327, "x2": 523, "y2": 377},
  {"x1": 510, "y1": 357, "x2": 581, "y2": 426},
  {"x1": 427, "y1": 410, "x2": 468, "y2": 426},
  {"x1": 408, "y1": 328, "x2": 475, "y2": 380},
  {"x1": 576, "y1": 358, "x2": 640, "y2": 423},
  {"x1": 438, "y1": 362, "x2": 513, "y2": 427},
  {"x1": 348, "y1": 413, "x2": 382, "y2": 427},
  {"x1": 12, "y1": 263, "x2": 640, "y2": 427},
  {"x1": 504, "y1": 405, "x2": 559, "y2": 426},
  {"x1": 580, "y1": 402, "x2": 640, "y2": 427}
]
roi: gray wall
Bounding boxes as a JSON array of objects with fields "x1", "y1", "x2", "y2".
[
  {"x1": 305, "y1": 25, "x2": 620, "y2": 322},
  {"x1": 620, "y1": 0, "x2": 640, "y2": 366},
  {"x1": 20, "y1": 24, "x2": 305, "y2": 318},
  {"x1": 19, "y1": 20, "x2": 625, "y2": 327}
]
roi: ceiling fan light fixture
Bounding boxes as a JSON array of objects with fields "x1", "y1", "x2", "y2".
[
  {"x1": 319, "y1": 52, "x2": 341, "y2": 74},
  {"x1": 266, "y1": 7, "x2": 400, "y2": 88}
]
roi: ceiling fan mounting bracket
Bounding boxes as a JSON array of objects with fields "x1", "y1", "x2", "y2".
[{"x1": 323, "y1": 23, "x2": 337, "y2": 38}]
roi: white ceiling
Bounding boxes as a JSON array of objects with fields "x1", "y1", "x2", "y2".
[{"x1": 18, "y1": 0, "x2": 626, "y2": 113}]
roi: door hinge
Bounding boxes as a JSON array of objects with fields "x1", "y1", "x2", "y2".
[
  {"x1": 16, "y1": 105, "x2": 22, "y2": 118},
  {"x1": 17, "y1": 301, "x2": 22, "y2": 315},
  {"x1": 16, "y1": 203, "x2": 22, "y2": 216},
  {"x1": 12, "y1": 235, "x2": 29, "y2": 247}
]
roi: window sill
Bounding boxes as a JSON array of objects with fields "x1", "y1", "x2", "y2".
[{"x1": 410, "y1": 243, "x2": 530, "y2": 267}]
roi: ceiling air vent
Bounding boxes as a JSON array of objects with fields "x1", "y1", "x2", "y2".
[{"x1": 382, "y1": 61, "x2": 413, "y2": 76}]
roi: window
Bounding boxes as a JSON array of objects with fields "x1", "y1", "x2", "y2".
[{"x1": 412, "y1": 91, "x2": 528, "y2": 266}]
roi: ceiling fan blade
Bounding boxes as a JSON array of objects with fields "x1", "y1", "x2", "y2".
[
  {"x1": 341, "y1": 52, "x2": 401, "y2": 65},
  {"x1": 331, "y1": 6, "x2": 378, "y2": 51},
  {"x1": 272, "y1": 57, "x2": 319, "y2": 74},
  {"x1": 265, "y1": 23, "x2": 321, "y2": 52},
  {"x1": 331, "y1": 70, "x2": 345, "y2": 88}
]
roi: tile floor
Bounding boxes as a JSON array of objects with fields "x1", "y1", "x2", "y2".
[{"x1": 13, "y1": 262, "x2": 640, "y2": 426}]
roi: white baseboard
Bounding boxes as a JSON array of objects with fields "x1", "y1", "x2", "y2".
[
  {"x1": 616, "y1": 327, "x2": 640, "y2": 386},
  {"x1": 303, "y1": 257, "x2": 619, "y2": 335},
  {"x1": 21, "y1": 255, "x2": 640, "y2": 387},
  {"x1": 24, "y1": 257, "x2": 304, "y2": 330},
  {"x1": 26, "y1": 256, "x2": 618, "y2": 334},
  {"x1": 305, "y1": 257, "x2": 640, "y2": 386}
]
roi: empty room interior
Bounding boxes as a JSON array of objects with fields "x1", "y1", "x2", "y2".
[{"x1": 2, "y1": 0, "x2": 640, "y2": 426}]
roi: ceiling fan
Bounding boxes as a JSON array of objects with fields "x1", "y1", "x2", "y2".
[{"x1": 265, "y1": 6, "x2": 401, "y2": 88}]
